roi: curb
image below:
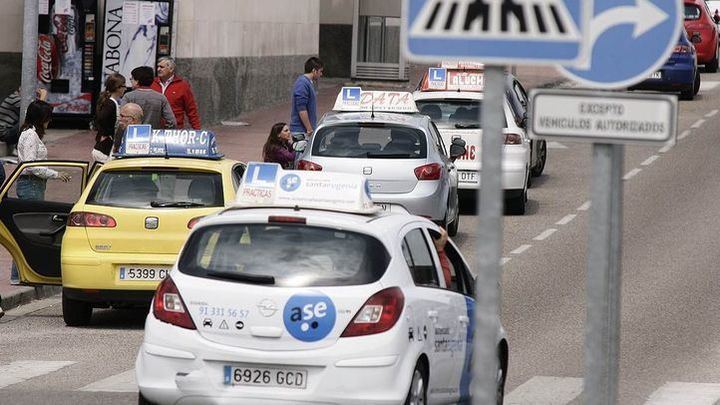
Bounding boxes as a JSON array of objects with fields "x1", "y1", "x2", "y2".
[{"x1": 1, "y1": 286, "x2": 62, "y2": 312}]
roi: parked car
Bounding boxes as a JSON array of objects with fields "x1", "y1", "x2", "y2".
[{"x1": 685, "y1": 0, "x2": 719, "y2": 71}]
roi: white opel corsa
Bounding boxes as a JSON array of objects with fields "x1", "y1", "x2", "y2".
[{"x1": 136, "y1": 163, "x2": 508, "y2": 405}]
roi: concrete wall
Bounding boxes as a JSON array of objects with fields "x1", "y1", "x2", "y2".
[
  {"x1": 0, "y1": 0, "x2": 23, "y2": 98},
  {"x1": 319, "y1": 0, "x2": 352, "y2": 78}
]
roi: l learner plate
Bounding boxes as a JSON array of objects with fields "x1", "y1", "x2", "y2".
[
  {"x1": 117, "y1": 266, "x2": 170, "y2": 281},
  {"x1": 459, "y1": 170, "x2": 479, "y2": 184},
  {"x1": 649, "y1": 71, "x2": 662, "y2": 80},
  {"x1": 223, "y1": 365, "x2": 307, "y2": 389}
]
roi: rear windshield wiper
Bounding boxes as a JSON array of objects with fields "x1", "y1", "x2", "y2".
[
  {"x1": 206, "y1": 270, "x2": 276, "y2": 285},
  {"x1": 150, "y1": 201, "x2": 206, "y2": 208},
  {"x1": 366, "y1": 152, "x2": 414, "y2": 158},
  {"x1": 455, "y1": 123, "x2": 481, "y2": 129}
]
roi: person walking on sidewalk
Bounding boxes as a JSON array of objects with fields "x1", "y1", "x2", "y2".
[
  {"x1": 92, "y1": 72, "x2": 126, "y2": 163},
  {"x1": 152, "y1": 57, "x2": 201, "y2": 130},
  {"x1": 123, "y1": 66, "x2": 176, "y2": 129},
  {"x1": 10, "y1": 100, "x2": 71, "y2": 284},
  {"x1": 262, "y1": 122, "x2": 295, "y2": 169},
  {"x1": 290, "y1": 57, "x2": 324, "y2": 142}
]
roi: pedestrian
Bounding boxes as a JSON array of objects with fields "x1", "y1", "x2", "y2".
[
  {"x1": 262, "y1": 122, "x2": 295, "y2": 169},
  {"x1": 152, "y1": 57, "x2": 201, "y2": 130},
  {"x1": 290, "y1": 57, "x2": 324, "y2": 142},
  {"x1": 122, "y1": 66, "x2": 176, "y2": 129},
  {"x1": 92, "y1": 72, "x2": 126, "y2": 163},
  {"x1": 714, "y1": 9, "x2": 720, "y2": 24},
  {"x1": 0, "y1": 88, "x2": 48, "y2": 156},
  {"x1": 112, "y1": 102, "x2": 144, "y2": 155},
  {"x1": 10, "y1": 100, "x2": 71, "y2": 284}
]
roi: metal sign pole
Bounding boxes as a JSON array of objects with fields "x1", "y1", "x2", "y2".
[
  {"x1": 20, "y1": 0, "x2": 39, "y2": 124},
  {"x1": 473, "y1": 65, "x2": 504, "y2": 403},
  {"x1": 584, "y1": 143, "x2": 624, "y2": 405}
]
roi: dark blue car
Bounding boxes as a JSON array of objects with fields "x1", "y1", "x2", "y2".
[{"x1": 630, "y1": 30, "x2": 700, "y2": 100}]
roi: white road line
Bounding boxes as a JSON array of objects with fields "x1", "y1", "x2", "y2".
[
  {"x1": 705, "y1": 109, "x2": 719, "y2": 118},
  {"x1": 659, "y1": 143, "x2": 673, "y2": 153},
  {"x1": 505, "y1": 376, "x2": 583, "y2": 405},
  {"x1": 691, "y1": 119, "x2": 706, "y2": 129},
  {"x1": 0, "y1": 361, "x2": 76, "y2": 389},
  {"x1": 678, "y1": 130, "x2": 691, "y2": 140},
  {"x1": 641, "y1": 155, "x2": 660, "y2": 166},
  {"x1": 533, "y1": 229, "x2": 557, "y2": 241},
  {"x1": 80, "y1": 369, "x2": 137, "y2": 393},
  {"x1": 644, "y1": 382, "x2": 720, "y2": 405},
  {"x1": 510, "y1": 244, "x2": 532, "y2": 255},
  {"x1": 623, "y1": 168, "x2": 642, "y2": 180},
  {"x1": 700, "y1": 81, "x2": 720, "y2": 91},
  {"x1": 556, "y1": 214, "x2": 577, "y2": 226},
  {"x1": 500, "y1": 257, "x2": 512, "y2": 266},
  {"x1": 577, "y1": 201, "x2": 591, "y2": 211}
]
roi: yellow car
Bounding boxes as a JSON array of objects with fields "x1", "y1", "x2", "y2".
[{"x1": 0, "y1": 128, "x2": 245, "y2": 326}]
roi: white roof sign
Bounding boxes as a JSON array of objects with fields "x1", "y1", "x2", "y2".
[
  {"x1": 422, "y1": 68, "x2": 484, "y2": 92},
  {"x1": 528, "y1": 89, "x2": 677, "y2": 145},
  {"x1": 333, "y1": 87, "x2": 418, "y2": 113},
  {"x1": 235, "y1": 162, "x2": 379, "y2": 214}
]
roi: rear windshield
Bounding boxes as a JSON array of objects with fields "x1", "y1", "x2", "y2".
[
  {"x1": 178, "y1": 224, "x2": 390, "y2": 287},
  {"x1": 312, "y1": 124, "x2": 427, "y2": 159},
  {"x1": 684, "y1": 5, "x2": 701, "y2": 20},
  {"x1": 416, "y1": 99, "x2": 504, "y2": 129},
  {"x1": 86, "y1": 170, "x2": 223, "y2": 208}
]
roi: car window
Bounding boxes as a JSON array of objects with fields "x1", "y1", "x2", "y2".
[
  {"x1": 429, "y1": 122, "x2": 447, "y2": 155},
  {"x1": 5, "y1": 164, "x2": 85, "y2": 204},
  {"x1": 232, "y1": 163, "x2": 245, "y2": 190},
  {"x1": 402, "y1": 228, "x2": 440, "y2": 287},
  {"x1": 417, "y1": 99, "x2": 508, "y2": 130},
  {"x1": 178, "y1": 224, "x2": 390, "y2": 287},
  {"x1": 685, "y1": 4, "x2": 701, "y2": 20},
  {"x1": 513, "y1": 81, "x2": 529, "y2": 109},
  {"x1": 444, "y1": 240, "x2": 475, "y2": 296},
  {"x1": 86, "y1": 170, "x2": 223, "y2": 208},
  {"x1": 312, "y1": 124, "x2": 427, "y2": 159}
]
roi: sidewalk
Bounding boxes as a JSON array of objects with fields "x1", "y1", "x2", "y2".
[{"x1": 0, "y1": 66, "x2": 566, "y2": 312}]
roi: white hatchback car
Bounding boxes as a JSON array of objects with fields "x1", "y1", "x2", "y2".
[{"x1": 136, "y1": 163, "x2": 509, "y2": 405}]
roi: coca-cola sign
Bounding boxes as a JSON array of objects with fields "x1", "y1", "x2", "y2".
[{"x1": 37, "y1": 34, "x2": 59, "y2": 84}]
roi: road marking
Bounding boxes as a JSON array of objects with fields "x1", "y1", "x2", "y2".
[
  {"x1": 547, "y1": 141, "x2": 568, "y2": 149},
  {"x1": 705, "y1": 109, "x2": 719, "y2": 118},
  {"x1": 556, "y1": 214, "x2": 577, "y2": 226},
  {"x1": 641, "y1": 155, "x2": 660, "y2": 166},
  {"x1": 80, "y1": 369, "x2": 137, "y2": 393},
  {"x1": 644, "y1": 382, "x2": 720, "y2": 404},
  {"x1": 533, "y1": 229, "x2": 557, "y2": 241},
  {"x1": 659, "y1": 143, "x2": 673, "y2": 153},
  {"x1": 500, "y1": 257, "x2": 512, "y2": 266},
  {"x1": 577, "y1": 201, "x2": 591, "y2": 211},
  {"x1": 0, "y1": 361, "x2": 76, "y2": 389},
  {"x1": 511, "y1": 244, "x2": 532, "y2": 255},
  {"x1": 678, "y1": 130, "x2": 691, "y2": 140},
  {"x1": 691, "y1": 119, "x2": 706, "y2": 129},
  {"x1": 623, "y1": 168, "x2": 642, "y2": 180},
  {"x1": 505, "y1": 376, "x2": 583, "y2": 405},
  {"x1": 700, "y1": 81, "x2": 720, "y2": 92}
]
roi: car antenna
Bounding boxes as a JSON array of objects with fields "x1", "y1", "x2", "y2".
[{"x1": 371, "y1": 101, "x2": 375, "y2": 119}]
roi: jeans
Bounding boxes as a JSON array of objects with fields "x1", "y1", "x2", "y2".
[{"x1": 11, "y1": 176, "x2": 46, "y2": 283}]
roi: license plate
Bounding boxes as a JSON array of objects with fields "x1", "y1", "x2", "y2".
[
  {"x1": 649, "y1": 71, "x2": 662, "y2": 79},
  {"x1": 459, "y1": 171, "x2": 479, "y2": 184},
  {"x1": 223, "y1": 365, "x2": 307, "y2": 389},
  {"x1": 378, "y1": 203, "x2": 392, "y2": 212},
  {"x1": 117, "y1": 266, "x2": 170, "y2": 281}
]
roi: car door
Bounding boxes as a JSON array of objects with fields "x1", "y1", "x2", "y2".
[
  {"x1": 0, "y1": 161, "x2": 89, "y2": 285},
  {"x1": 429, "y1": 122, "x2": 458, "y2": 218}
]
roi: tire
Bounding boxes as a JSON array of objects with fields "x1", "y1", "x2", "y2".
[
  {"x1": 694, "y1": 70, "x2": 701, "y2": 95},
  {"x1": 505, "y1": 189, "x2": 526, "y2": 216},
  {"x1": 530, "y1": 141, "x2": 547, "y2": 178},
  {"x1": 707, "y1": 46, "x2": 719, "y2": 73},
  {"x1": 404, "y1": 361, "x2": 428, "y2": 405},
  {"x1": 62, "y1": 291, "x2": 92, "y2": 327},
  {"x1": 680, "y1": 84, "x2": 695, "y2": 100},
  {"x1": 446, "y1": 193, "x2": 460, "y2": 237},
  {"x1": 138, "y1": 392, "x2": 156, "y2": 405}
]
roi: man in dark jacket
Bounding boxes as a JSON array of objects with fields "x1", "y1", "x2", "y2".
[
  {"x1": 123, "y1": 66, "x2": 176, "y2": 129},
  {"x1": 152, "y1": 57, "x2": 201, "y2": 129}
]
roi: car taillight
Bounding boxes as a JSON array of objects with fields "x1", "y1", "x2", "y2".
[
  {"x1": 187, "y1": 216, "x2": 204, "y2": 229},
  {"x1": 414, "y1": 163, "x2": 442, "y2": 180},
  {"x1": 341, "y1": 287, "x2": 404, "y2": 338},
  {"x1": 674, "y1": 45, "x2": 692, "y2": 54},
  {"x1": 297, "y1": 160, "x2": 323, "y2": 171},
  {"x1": 67, "y1": 212, "x2": 117, "y2": 228},
  {"x1": 268, "y1": 215, "x2": 307, "y2": 224},
  {"x1": 153, "y1": 277, "x2": 196, "y2": 330},
  {"x1": 504, "y1": 133, "x2": 523, "y2": 145}
]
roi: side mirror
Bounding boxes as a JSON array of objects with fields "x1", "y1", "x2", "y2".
[{"x1": 449, "y1": 138, "x2": 467, "y2": 162}]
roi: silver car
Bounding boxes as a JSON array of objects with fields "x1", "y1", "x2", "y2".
[{"x1": 297, "y1": 110, "x2": 465, "y2": 236}]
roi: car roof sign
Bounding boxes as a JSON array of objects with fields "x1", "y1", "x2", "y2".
[
  {"x1": 116, "y1": 125, "x2": 223, "y2": 159},
  {"x1": 440, "y1": 61, "x2": 485, "y2": 70},
  {"x1": 234, "y1": 162, "x2": 379, "y2": 214},
  {"x1": 420, "y1": 68, "x2": 485, "y2": 92},
  {"x1": 333, "y1": 87, "x2": 419, "y2": 113}
]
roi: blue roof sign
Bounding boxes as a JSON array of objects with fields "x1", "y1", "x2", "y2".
[{"x1": 117, "y1": 125, "x2": 223, "y2": 159}]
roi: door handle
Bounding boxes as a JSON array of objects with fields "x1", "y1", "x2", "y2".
[
  {"x1": 427, "y1": 310, "x2": 439, "y2": 320},
  {"x1": 458, "y1": 315, "x2": 470, "y2": 324}
]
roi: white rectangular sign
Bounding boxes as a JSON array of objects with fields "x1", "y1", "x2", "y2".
[{"x1": 528, "y1": 90, "x2": 677, "y2": 144}]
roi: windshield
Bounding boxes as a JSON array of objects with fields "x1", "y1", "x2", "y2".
[
  {"x1": 86, "y1": 170, "x2": 223, "y2": 208},
  {"x1": 416, "y1": 99, "x2": 506, "y2": 129},
  {"x1": 312, "y1": 124, "x2": 427, "y2": 158},
  {"x1": 178, "y1": 224, "x2": 390, "y2": 287},
  {"x1": 684, "y1": 5, "x2": 701, "y2": 20}
]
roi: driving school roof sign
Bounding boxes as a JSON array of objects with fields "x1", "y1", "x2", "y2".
[
  {"x1": 425, "y1": 67, "x2": 484, "y2": 92},
  {"x1": 333, "y1": 88, "x2": 419, "y2": 113},
  {"x1": 118, "y1": 125, "x2": 222, "y2": 159}
]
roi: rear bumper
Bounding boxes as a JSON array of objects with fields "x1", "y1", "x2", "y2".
[
  {"x1": 457, "y1": 163, "x2": 527, "y2": 191},
  {"x1": 63, "y1": 287, "x2": 155, "y2": 305},
  {"x1": 629, "y1": 63, "x2": 695, "y2": 92},
  {"x1": 372, "y1": 180, "x2": 448, "y2": 221}
]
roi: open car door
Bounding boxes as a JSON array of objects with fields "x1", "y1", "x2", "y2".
[{"x1": 0, "y1": 161, "x2": 89, "y2": 285}]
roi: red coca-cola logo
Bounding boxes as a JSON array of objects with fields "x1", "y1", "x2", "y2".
[{"x1": 37, "y1": 34, "x2": 59, "y2": 84}]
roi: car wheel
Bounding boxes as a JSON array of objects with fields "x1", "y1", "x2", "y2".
[
  {"x1": 404, "y1": 361, "x2": 428, "y2": 405},
  {"x1": 708, "y1": 46, "x2": 719, "y2": 73},
  {"x1": 138, "y1": 392, "x2": 156, "y2": 405},
  {"x1": 680, "y1": 85, "x2": 695, "y2": 100},
  {"x1": 505, "y1": 189, "x2": 526, "y2": 215},
  {"x1": 62, "y1": 291, "x2": 92, "y2": 327},
  {"x1": 694, "y1": 70, "x2": 701, "y2": 95},
  {"x1": 447, "y1": 194, "x2": 460, "y2": 236},
  {"x1": 530, "y1": 141, "x2": 547, "y2": 177},
  {"x1": 497, "y1": 353, "x2": 508, "y2": 405}
]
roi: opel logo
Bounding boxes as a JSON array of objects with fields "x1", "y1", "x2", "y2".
[{"x1": 257, "y1": 299, "x2": 278, "y2": 317}]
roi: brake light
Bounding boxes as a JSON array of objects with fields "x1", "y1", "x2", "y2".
[
  {"x1": 297, "y1": 160, "x2": 323, "y2": 171},
  {"x1": 414, "y1": 163, "x2": 442, "y2": 180},
  {"x1": 268, "y1": 215, "x2": 307, "y2": 224},
  {"x1": 68, "y1": 212, "x2": 117, "y2": 228},
  {"x1": 504, "y1": 133, "x2": 523, "y2": 145},
  {"x1": 341, "y1": 287, "x2": 404, "y2": 337},
  {"x1": 187, "y1": 216, "x2": 204, "y2": 229},
  {"x1": 674, "y1": 45, "x2": 692, "y2": 54},
  {"x1": 153, "y1": 277, "x2": 196, "y2": 330}
]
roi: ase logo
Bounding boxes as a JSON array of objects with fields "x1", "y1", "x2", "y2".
[
  {"x1": 280, "y1": 173, "x2": 301, "y2": 192},
  {"x1": 283, "y1": 293, "x2": 336, "y2": 342}
]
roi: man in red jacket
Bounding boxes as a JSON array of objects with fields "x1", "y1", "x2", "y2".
[{"x1": 152, "y1": 56, "x2": 201, "y2": 129}]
